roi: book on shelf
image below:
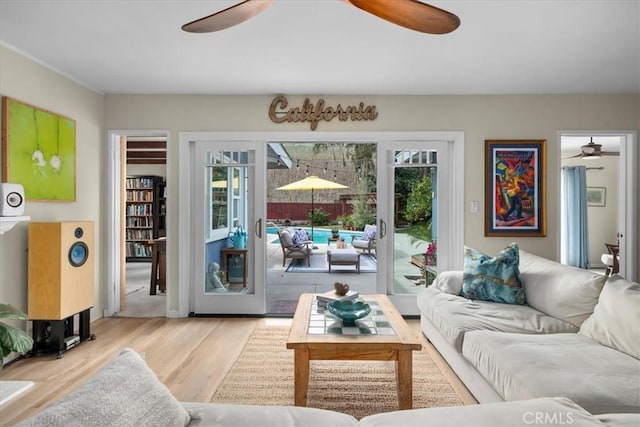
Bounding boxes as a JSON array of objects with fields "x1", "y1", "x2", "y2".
[{"x1": 317, "y1": 290, "x2": 359, "y2": 307}]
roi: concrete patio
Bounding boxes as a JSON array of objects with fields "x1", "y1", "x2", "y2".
[{"x1": 266, "y1": 232, "x2": 429, "y2": 314}]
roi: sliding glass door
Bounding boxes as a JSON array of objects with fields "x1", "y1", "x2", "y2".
[
  {"x1": 192, "y1": 142, "x2": 266, "y2": 314},
  {"x1": 178, "y1": 131, "x2": 463, "y2": 317}
]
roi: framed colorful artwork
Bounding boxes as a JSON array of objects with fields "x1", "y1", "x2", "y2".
[
  {"x1": 485, "y1": 140, "x2": 546, "y2": 237},
  {"x1": 1, "y1": 97, "x2": 76, "y2": 201}
]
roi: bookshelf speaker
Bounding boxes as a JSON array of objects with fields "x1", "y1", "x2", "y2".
[{"x1": 28, "y1": 221, "x2": 94, "y2": 320}]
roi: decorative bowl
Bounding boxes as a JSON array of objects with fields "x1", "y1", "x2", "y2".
[{"x1": 327, "y1": 299, "x2": 371, "y2": 326}]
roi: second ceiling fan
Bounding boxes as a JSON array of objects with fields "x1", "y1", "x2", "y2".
[
  {"x1": 182, "y1": 0, "x2": 461, "y2": 35},
  {"x1": 565, "y1": 137, "x2": 620, "y2": 160}
]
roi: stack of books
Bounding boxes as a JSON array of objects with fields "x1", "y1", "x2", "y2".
[{"x1": 317, "y1": 290, "x2": 360, "y2": 308}]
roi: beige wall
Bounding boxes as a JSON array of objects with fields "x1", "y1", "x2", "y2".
[
  {"x1": 104, "y1": 94, "x2": 640, "y2": 302},
  {"x1": 1, "y1": 45, "x2": 639, "y2": 332},
  {"x1": 0, "y1": 47, "x2": 105, "y2": 335}
]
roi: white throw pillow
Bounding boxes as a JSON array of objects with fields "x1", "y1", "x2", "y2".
[
  {"x1": 431, "y1": 270, "x2": 463, "y2": 295},
  {"x1": 579, "y1": 275, "x2": 640, "y2": 360},
  {"x1": 18, "y1": 348, "x2": 191, "y2": 427}
]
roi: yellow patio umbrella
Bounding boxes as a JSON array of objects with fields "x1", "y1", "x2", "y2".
[{"x1": 277, "y1": 175, "x2": 348, "y2": 240}]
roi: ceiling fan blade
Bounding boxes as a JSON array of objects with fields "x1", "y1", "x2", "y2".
[
  {"x1": 601, "y1": 151, "x2": 620, "y2": 156},
  {"x1": 182, "y1": 0, "x2": 274, "y2": 33},
  {"x1": 563, "y1": 153, "x2": 583, "y2": 159},
  {"x1": 346, "y1": 0, "x2": 460, "y2": 34}
]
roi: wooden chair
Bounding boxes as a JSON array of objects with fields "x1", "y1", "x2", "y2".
[
  {"x1": 351, "y1": 224, "x2": 377, "y2": 254},
  {"x1": 601, "y1": 243, "x2": 620, "y2": 276},
  {"x1": 278, "y1": 229, "x2": 312, "y2": 267}
]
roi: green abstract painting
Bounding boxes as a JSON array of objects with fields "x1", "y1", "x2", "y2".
[{"x1": 2, "y1": 97, "x2": 76, "y2": 201}]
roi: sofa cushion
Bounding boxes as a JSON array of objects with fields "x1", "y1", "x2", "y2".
[
  {"x1": 519, "y1": 250, "x2": 607, "y2": 327},
  {"x1": 183, "y1": 402, "x2": 358, "y2": 427},
  {"x1": 18, "y1": 348, "x2": 191, "y2": 427},
  {"x1": 579, "y1": 275, "x2": 640, "y2": 360},
  {"x1": 461, "y1": 243, "x2": 525, "y2": 305},
  {"x1": 417, "y1": 286, "x2": 577, "y2": 352},
  {"x1": 359, "y1": 397, "x2": 602, "y2": 427},
  {"x1": 462, "y1": 331, "x2": 640, "y2": 414}
]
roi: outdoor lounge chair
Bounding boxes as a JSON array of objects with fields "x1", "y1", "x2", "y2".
[
  {"x1": 351, "y1": 224, "x2": 376, "y2": 254},
  {"x1": 278, "y1": 229, "x2": 312, "y2": 267}
]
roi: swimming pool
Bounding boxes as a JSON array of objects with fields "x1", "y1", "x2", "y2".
[{"x1": 266, "y1": 226, "x2": 364, "y2": 244}]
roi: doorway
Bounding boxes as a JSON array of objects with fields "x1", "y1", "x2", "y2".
[
  {"x1": 178, "y1": 131, "x2": 465, "y2": 317},
  {"x1": 106, "y1": 130, "x2": 170, "y2": 318},
  {"x1": 559, "y1": 131, "x2": 637, "y2": 280}
]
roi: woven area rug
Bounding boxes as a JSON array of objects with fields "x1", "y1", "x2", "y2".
[
  {"x1": 211, "y1": 327, "x2": 465, "y2": 419},
  {"x1": 286, "y1": 252, "x2": 377, "y2": 273}
]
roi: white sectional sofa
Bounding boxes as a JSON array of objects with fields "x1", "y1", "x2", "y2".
[
  {"x1": 16, "y1": 249, "x2": 640, "y2": 426},
  {"x1": 17, "y1": 348, "x2": 640, "y2": 427},
  {"x1": 417, "y1": 250, "x2": 640, "y2": 415}
]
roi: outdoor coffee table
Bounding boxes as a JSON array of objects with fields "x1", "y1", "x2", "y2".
[{"x1": 286, "y1": 293, "x2": 422, "y2": 409}]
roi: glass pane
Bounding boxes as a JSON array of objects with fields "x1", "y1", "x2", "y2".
[
  {"x1": 265, "y1": 142, "x2": 378, "y2": 314},
  {"x1": 211, "y1": 167, "x2": 228, "y2": 231},
  {"x1": 203, "y1": 150, "x2": 251, "y2": 295},
  {"x1": 393, "y1": 150, "x2": 438, "y2": 294}
]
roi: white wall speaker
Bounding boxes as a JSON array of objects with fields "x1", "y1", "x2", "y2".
[{"x1": 0, "y1": 183, "x2": 25, "y2": 216}]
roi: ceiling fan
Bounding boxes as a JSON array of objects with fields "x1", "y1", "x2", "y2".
[
  {"x1": 182, "y1": 0, "x2": 461, "y2": 35},
  {"x1": 565, "y1": 137, "x2": 620, "y2": 160}
]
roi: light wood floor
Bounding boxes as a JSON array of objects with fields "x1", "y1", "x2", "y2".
[{"x1": 0, "y1": 317, "x2": 476, "y2": 426}]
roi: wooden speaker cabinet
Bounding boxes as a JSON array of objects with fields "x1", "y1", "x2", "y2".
[{"x1": 28, "y1": 221, "x2": 95, "y2": 320}]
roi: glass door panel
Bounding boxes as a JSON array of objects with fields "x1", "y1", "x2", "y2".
[
  {"x1": 193, "y1": 143, "x2": 266, "y2": 314},
  {"x1": 377, "y1": 141, "x2": 449, "y2": 303},
  {"x1": 392, "y1": 149, "x2": 438, "y2": 294},
  {"x1": 265, "y1": 142, "x2": 378, "y2": 315}
]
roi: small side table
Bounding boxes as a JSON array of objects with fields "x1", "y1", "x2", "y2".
[{"x1": 221, "y1": 248, "x2": 248, "y2": 288}]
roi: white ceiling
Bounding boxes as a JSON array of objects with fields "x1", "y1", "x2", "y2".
[{"x1": 1, "y1": 0, "x2": 638, "y2": 97}]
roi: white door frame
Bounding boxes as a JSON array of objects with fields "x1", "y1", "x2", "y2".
[
  {"x1": 105, "y1": 129, "x2": 171, "y2": 317},
  {"x1": 558, "y1": 130, "x2": 637, "y2": 281},
  {"x1": 178, "y1": 131, "x2": 465, "y2": 317},
  {"x1": 191, "y1": 141, "x2": 267, "y2": 315}
]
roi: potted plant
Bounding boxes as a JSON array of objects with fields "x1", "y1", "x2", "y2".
[
  {"x1": 344, "y1": 216, "x2": 355, "y2": 230},
  {"x1": 331, "y1": 228, "x2": 340, "y2": 239},
  {"x1": 0, "y1": 304, "x2": 34, "y2": 368}
]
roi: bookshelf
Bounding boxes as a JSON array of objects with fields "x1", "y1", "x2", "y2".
[{"x1": 125, "y1": 176, "x2": 164, "y2": 261}]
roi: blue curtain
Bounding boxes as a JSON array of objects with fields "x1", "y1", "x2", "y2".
[{"x1": 561, "y1": 166, "x2": 590, "y2": 268}]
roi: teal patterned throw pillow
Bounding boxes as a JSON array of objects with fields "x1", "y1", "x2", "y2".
[{"x1": 462, "y1": 243, "x2": 525, "y2": 305}]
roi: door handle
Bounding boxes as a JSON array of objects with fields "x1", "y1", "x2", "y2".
[
  {"x1": 379, "y1": 218, "x2": 386, "y2": 238},
  {"x1": 255, "y1": 218, "x2": 262, "y2": 238}
]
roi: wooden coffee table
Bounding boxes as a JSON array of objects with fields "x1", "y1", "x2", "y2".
[{"x1": 286, "y1": 293, "x2": 422, "y2": 409}]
